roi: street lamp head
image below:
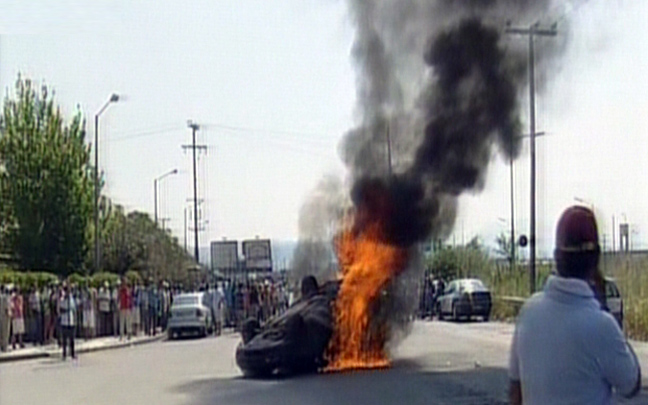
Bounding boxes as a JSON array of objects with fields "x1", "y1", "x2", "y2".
[
  {"x1": 110, "y1": 94, "x2": 120, "y2": 103},
  {"x1": 172, "y1": 169, "x2": 178, "y2": 175}
]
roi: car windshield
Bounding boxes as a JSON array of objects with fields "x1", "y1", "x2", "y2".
[{"x1": 173, "y1": 296, "x2": 198, "y2": 306}]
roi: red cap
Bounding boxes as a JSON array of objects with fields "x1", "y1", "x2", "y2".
[{"x1": 555, "y1": 206, "x2": 599, "y2": 253}]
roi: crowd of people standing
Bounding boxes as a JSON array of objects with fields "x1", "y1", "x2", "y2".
[
  {"x1": 0, "y1": 274, "x2": 297, "y2": 358},
  {"x1": 219, "y1": 279, "x2": 290, "y2": 329},
  {"x1": 0, "y1": 278, "x2": 174, "y2": 355}
]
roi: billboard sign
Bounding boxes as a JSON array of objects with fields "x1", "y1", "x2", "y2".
[
  {"x1": 211, "y1": 240, "x2": 239, "y2": 271},
  {"x1": 242, "y1": 239, "x2": 272, "y2": 270}
]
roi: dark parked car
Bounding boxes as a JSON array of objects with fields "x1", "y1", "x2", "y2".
[
  {"x1": 235, "y1": 279, "x2": 339, "y2": 377},
  {"x1": 436, "y1": 278, "x2": 492, "y2": 322}
]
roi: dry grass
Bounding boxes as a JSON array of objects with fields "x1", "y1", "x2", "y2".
[
  {"x1": 474, "y1": 255, "x2": 648, "y2": 341},
  {"x1": 605, "y1": 255, "x2": 648, "y2": 340}
]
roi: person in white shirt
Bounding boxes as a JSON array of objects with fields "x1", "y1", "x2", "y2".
[
  {"x1": 509, "y1": 206, "x2": 641, "y2": 405},
  {"x1": 98, "y1": 283, "x2": 111, "y2": 336},
  {"x1": 59, "y1": 283, "x2": 77, "y2": 360},
  {"x1": 211, "y1": 285, "x2": 225, "y2": 336},
  {"x1": 82, "y1": 286, "x2": 96, "y2": 339}
]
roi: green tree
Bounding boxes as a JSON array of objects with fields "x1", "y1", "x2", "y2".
[
  {"x1": 0, "y1": 77, "x2": 94, "y2": 276},
  {"x1": 97, "y1": 206, "x2": 194, "y2": 283},
  {"x1": 495, "y1": 232, "x2": 513, "y2": 262},
  {"x1": 427, "y1": 237, "x2": 491, "y2": 281}
]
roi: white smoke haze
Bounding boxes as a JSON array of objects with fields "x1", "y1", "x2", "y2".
[{"x1": 292, "y1": 175, "x2": 348, "y2": 284}]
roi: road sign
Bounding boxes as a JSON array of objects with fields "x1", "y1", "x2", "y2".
[{"x1": 242, "y1": 239, "x2": 272, "y2": 271}]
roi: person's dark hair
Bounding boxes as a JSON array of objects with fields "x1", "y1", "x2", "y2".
[
  {"x1": 555, "y1": 250, "x2": 600, "y2": 279},
  {"x1": 554, "y1": 206, "x2": 601, "y2": 280},
  {"x1": 300, "y1": 275, "x2": 318, "y2": 298}
]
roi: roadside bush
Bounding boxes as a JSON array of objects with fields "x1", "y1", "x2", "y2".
[
  {"x1": 0, "y1": 269, "x2": 60, "y2": 289},
  {"x1": 67, "y1": 272, "x2": 87, "y2": 287},
  {"x1": 35, "y1": 272, "x2": 60, "y2": 287},
  {"x1": 90, "y1": 271, "x2": 120, "y2": 288},
  {"x1": 125, "y1": 269, "x2": 142, "y2": 285},
  {"x1": 0, "y1": 269, "x2": 18, "y2": 285}
]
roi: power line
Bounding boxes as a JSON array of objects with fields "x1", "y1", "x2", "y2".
[
  {"x1": 203, "y1": 122, "x2": 334, "y2": 139},
  {"x1": 213, "y1": 130, "x2": 334, "y2": 159},
  {"x1": 108, "y1": 124, "x2": 184, "y2": 143},
  {"x1": 105, "y1": 121, "x2": 338, "y2": 147}
]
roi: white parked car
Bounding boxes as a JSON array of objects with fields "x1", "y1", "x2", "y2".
[
  {"x1": 167, "y1": 292, "x2": 213, "y2": 339},
  {"x1": 604, "y1": 278, "x2": 623, "y2": 330}
]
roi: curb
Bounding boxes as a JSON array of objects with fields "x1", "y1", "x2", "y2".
[
  {"x1": 0, "y1": 351, "x2": 49, "y2": 363},
  {"x1": 56, "y1": 333, "x2": 167, "y2": 357},
  {"x1": 0, "y1": 334, "x2": 166, "y2": 363}
]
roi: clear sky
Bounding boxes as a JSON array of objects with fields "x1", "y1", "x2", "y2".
[{"x1": 1, "y1": 0, "x2": 647, "y2": 260}]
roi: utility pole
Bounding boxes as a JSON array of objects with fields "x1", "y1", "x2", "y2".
[
  {"x1": 612, "y1": 215, "x2": 616, "y2": 253},
  {"x1": 506, "y1": 22, "x2": 557, "y2": 294},
  {"x1": 183, "y1": 121, "x2": 207, "y2": 264},
  {"x1": 184, "y1": 207, "x2": 188, "y2": 252},
  {"x1": 386, "y1": 119, "x2": 393, "y2": 176},
  {"x1": 510, "y1": 152, "x2": 516, "y2": 271}
]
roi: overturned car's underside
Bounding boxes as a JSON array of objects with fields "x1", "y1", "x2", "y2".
[{"x1": 235, "y1": 281, "x2": 339, "y2": 377}]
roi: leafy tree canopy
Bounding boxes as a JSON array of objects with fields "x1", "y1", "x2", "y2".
[{"x1": 0, "y1": 76, "x2": 93, "y2": 276}]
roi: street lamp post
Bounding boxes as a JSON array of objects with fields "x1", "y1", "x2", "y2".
[
  {"x1": 506, "y1": 22, "x2": 557, "y2": 294},
  {"x1": 154, "y1": 169, "x2": 178, "y2": 226},
  {"x1": 574, "y1": 197, "x2": 594, "y2": 210},
  {"x1": 94, "y1": 93, "x2": 119, "y2": 274}
]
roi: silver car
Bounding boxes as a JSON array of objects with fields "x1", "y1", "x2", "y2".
[
  {"x1": 167, "y1": 292, "x2": 213, "y2": 339},
  {"x1": 604, "y1": 278, "x2": 623, "y2": 330},
  {"x1": 436, "y1": 278, "x2": 492, "y2": 322}
]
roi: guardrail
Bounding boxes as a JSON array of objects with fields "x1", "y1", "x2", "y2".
[
  {"x1": 493, "y1": 296, "x2": 527, "y2": 320},
  {"x1": 497, "y1": 296, "x2": 526, "y2": 306}
]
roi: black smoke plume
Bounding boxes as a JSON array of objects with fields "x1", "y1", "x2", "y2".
[
  {"x1": 331, "y1": 0, "x2": 575, "y2": 347},
  {"x1": 295, "y1": 0, "x2": 575, "y2": 334},
  {"x1": 352, "y1": 18, "x2": 523, "y2": 248}
]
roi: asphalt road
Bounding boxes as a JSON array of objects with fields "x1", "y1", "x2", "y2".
[{"x1": 1, "y1": 321, "x2": 647, "y2": 405}]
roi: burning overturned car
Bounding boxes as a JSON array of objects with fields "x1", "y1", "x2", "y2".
[
  {"x1": 235, "y1": 276, "x2": 339, "y2": 377},
  {"x1": 238, "y1": 17, "x2": 531, "y2": 377}
]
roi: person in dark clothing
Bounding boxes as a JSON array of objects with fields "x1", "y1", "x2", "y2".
[
  {"x1": 234, "y1": 284, "x2": 244, "y2": 329},
  {"x1": 248, "y1": 285, "x2": 260, "y2": 321},
  {"x1": 426, "y1": 279, "x2": 436, "y2": 319},
  {"x1": 59, "y1": 283, "x2": 77, "y2": 360},
  {"x1": 300, "y1": 276, "x2": 319, "y2": 300}
]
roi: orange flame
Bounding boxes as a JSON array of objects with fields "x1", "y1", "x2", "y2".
[{"x1": 326, "y1": 211, "x2": 409, "y2": 372}]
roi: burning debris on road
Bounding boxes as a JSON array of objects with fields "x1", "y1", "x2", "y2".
[{"x1": 242, "y1": 0, "x2": 570, "y2": 376}]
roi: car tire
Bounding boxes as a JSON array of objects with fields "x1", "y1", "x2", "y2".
[
  {"x1": 243, "y1": 367, "x2": 274, "y2": 379},
  {"x1": 483, "y1": 314, "x2": 490, "y2": 322},
  {"x1": 452, "y1": 303, "x2": 459, "y2": 322},
  {"x1": 167, "y1": 329, "x2": 174, "y2": 340}
]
